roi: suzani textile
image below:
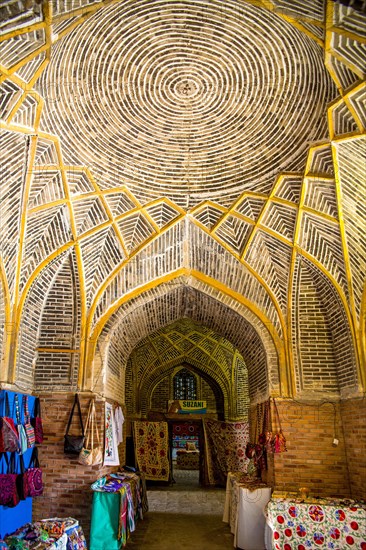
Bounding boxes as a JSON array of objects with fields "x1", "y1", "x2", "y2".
[
  {"x1": 266, "y1": 498, "x2": 366, "y2": 550},
  {"x1": 203, "y1": 420, "x2": 249, "y2": 486},
  {"x1": 103, "y1": 401, "x2": 120, "y2": 467},
  {"x1": 133, "y1": 421, "x2": 170, "y2": 481}
]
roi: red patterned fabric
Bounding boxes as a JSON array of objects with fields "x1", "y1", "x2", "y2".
[
  {"x1": 203, "y1": 419, "x2": 249, "y2": 486},
  {"x1": 266, "y1": 497, "x2": 366, "y2": 550},
  {"x1": 133, "y1": 421, "x2": 170, "y2": 481},
  {"x1": 172, "y1": 422, "x2": 201, "y2": 437}
]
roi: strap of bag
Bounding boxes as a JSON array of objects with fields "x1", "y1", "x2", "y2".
[
  {"x1": 4, "y1": 392, "x2": 10, "y2": 418},
  {"x1": 14, "y1": 394, "x2": 21, "y2": 425},
  {"x1": 83, "y1": 400, "x2": 93, "y2": 448},
  {"x1": 33, "y1": 397, "x2": 41, "y2": 419},
  {"x1": 0, "y1": 452, "x2": 6, "y2": 474},
  {"x1": 23, "y1": 395, "x2": 30, "y2": 423},
  {"x1": 4, "y1": 452, "x2": 17, "y2": 474},
  {"x1": 4, "y1": 392, "x2": 11, "y2": 417},
  {"x1": 93, "y1": 400, "x2": 101, "y2": 446},
  {"x1": 19, "y1": 453, "x2": 25, "y2": 475},
  {"x1": 29, "y1": 446, "x2": 40, "y2": 468},
  {"x1": 84, "y1": 399, "x2": 100, "y2": 449},
  {"x1": 273, "y1": 398, "x2": 282, "y2": 431},
  {"x1": 65, "y1": 394, "x2": 85, "y2": 437}
]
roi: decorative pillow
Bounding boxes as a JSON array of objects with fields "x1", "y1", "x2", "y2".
[{"x1": 186, "y1": 442, "x2": 197, "y2": 451}]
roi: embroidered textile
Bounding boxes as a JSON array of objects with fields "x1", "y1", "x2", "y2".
[
  {"x1": 203, "y1": 420, "x2": 249, "y2": 486},
  {"x1": 103, "y1": 402, "x2": 120, "y2": 466},
  {"x1": 172, "y1": 422, "x2": 200, "y2": 437},
  {"x1": 133, "y1": 421, "x2": 170, "y2": 481},
  {"x1": 266, "y1": 497, "x2": 366, "y2": 550}
]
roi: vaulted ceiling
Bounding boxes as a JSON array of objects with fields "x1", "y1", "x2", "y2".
[{"x1": 0, "y1": 0, "x2": 365, "y2": 402}]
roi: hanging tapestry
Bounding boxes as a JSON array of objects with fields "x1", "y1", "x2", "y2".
[
  {"x1": 103, "y1": 402, "x2": 120, "y2": 467},
  {"x1": 133, "y1": 421, "x2": 170, "y2": 481},
  {"x1": 172, "y1": 422, "x2": 200, "y2": 437},
  {"x1": 203, "y1": 419, "x2": 249, "y2": 486}
]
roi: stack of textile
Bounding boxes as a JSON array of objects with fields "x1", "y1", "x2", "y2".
[
  {"x1": 2, "y1": 518, "x2": 86, "y2": 550},
  {"x1": 90, "y1": 470, "x2": 148, "y2": 550}
]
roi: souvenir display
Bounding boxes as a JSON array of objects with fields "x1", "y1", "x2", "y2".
[
  {"x1": 90, "y1": 469, "x2": 148, "y2": 549},
  {"x1": 266, "y1": 497, "x2": 366, "y2": 550}
]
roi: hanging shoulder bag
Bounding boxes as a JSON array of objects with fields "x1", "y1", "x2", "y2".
[
  {"x1": 0, "y1": 453, "x2": 20, "y2": 507},
  {"x1": 31, "y1": 397, "x2": 44, "y2": 444},
  {"x1": 78, "y1": 399, "x2": 103, "y2": 466},
  {"x1": 0, "y1": 393, "x2": 20, "y2": 453},
  {"x1": 23, "y1": 395, "x2": 35, "y2": 448},
  {"x1": 14, "y1": 394, "x2": 28, "y2": 455},
  {"x1": 64, "y1": 394, "x2": 85, "y2": 454},
  {"x1": 24, "y1": 446, "x2": 43, "y2": 497}
]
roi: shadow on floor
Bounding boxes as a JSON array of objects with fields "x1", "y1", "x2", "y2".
[{"x1": 127, "y1": 468, "x2": 234, "y2": 549}]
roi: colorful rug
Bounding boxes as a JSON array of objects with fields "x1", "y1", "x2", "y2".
[
  {"x1": 203, "y1": 419, "x2": 249, "y2": 486},
  {"x1": 133, "y1": 421, "x2": 170, "y2": 481}
]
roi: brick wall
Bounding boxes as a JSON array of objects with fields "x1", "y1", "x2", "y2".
[
  {"x1": 340, "y1": 397, "x2": 366, "y2": 500},
  {"x1": 32, "y1": 393, "x2": 125, "y2": 542},
  {"x1": 250, "y1": 399, "x2": 351, "y2": 497},
  {"x1": 295, "y1": 260, "x2": 339, "y2": 393}
]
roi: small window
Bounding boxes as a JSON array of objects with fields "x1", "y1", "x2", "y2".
[{"x1": 173, "y1": 368, "x2": 197, "y2": 400}]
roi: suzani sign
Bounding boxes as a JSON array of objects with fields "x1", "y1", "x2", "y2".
[{"x1": 103, "y1": 401, "x2": 120, "y2": 466}]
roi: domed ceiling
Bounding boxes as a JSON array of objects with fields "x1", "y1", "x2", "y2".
[{"x1": 37, "y1": 0, "x2": 335, "y2": 208}]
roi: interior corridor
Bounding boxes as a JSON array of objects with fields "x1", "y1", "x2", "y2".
[{"x1": 127, "y1": 469, "x2": 234, "y2": 549}]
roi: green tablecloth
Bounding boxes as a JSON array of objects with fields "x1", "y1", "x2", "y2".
[{"x1": 89, "y1": 492, "x2": 121, "y2": 550}]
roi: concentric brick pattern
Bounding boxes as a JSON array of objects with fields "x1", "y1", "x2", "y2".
[{"x1": 37, "y1": 0, "x2": 333, "y2": 207}]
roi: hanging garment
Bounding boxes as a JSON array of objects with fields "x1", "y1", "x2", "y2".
[{"x1": 114, "y1": 406, "x2": 125, "y2": 446}]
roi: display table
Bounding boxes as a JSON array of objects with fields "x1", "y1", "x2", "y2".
[
  {"x1": 90, "y1": 471, "x2": 148, "y2": 550},
  {"x1": 265, "y1": 497, "x2": 366, "y2": 550},
  {"x1": 223, "y1": 472, "x2": 272, "y2": 550}
]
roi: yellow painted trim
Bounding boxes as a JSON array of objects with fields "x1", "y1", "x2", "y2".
[
  {"x1": 6, "y1": 89, "x2": 42, "y2": 126},
  {"x1": 304, "y1": 142, "x2": 331, "y2": 175},
  {"x1": 0, "y1": 258, "x2": 12, "y2": 381},
  {"x1": 0, "y1": 22, "x2": 46, "y2": 42},
  {"x1": 302, "y1": 206, "x2": 338, "y2": 224},
  {"x1": 287, "y1": 175, "x2": 308, "y2": 397},
  {"x1": 54, "y1": 138, "x2": 88, "y2": 389},
  {"x1": 360, "y1": 282, "x2": 366, "y2": 383},
  {"x1": 9, "y1": 134, "x2": 38, "y2": 381},
  {"x1": 86, "y1": 212, "x2": 185, "y2": 329},
  {"x1": 240, "y1": 176, "x2": 285, "y2": 260},
  {"x1": 0, "y1": 44, "x2": 50, "y2": 84},
  {"x1": 189, "y1": 200, "x2": 227, "y2": 216},
  {"x1": 328, "y1": 26, "x2": 366, "y2": 46},
  {"x1": 188, "y1": 214, "x2": 287, "y2": 338},
  {"x1": 82, "y1": 167, "x2": 129, "y2": 257},
  {"x1": 85, "y1": 267, "x2": 290, "y2": 396},
  {"x1": 331, "y1": 142, "x2": 364, "y2": 387}
]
